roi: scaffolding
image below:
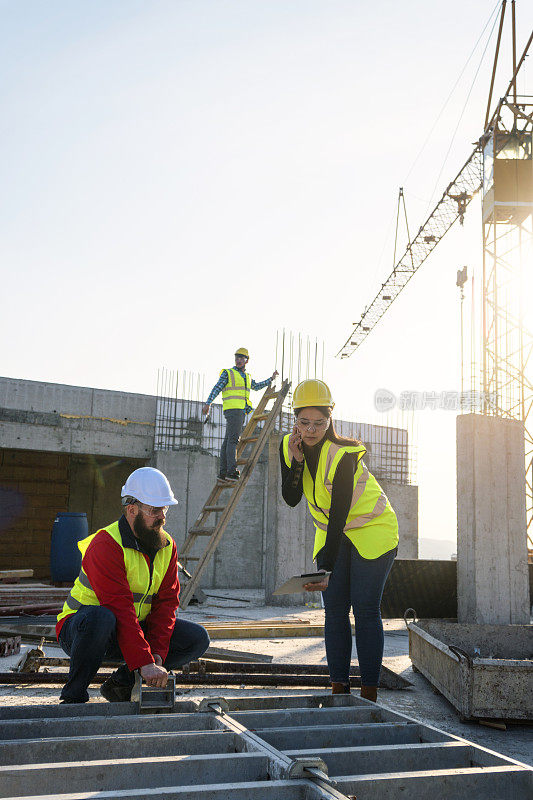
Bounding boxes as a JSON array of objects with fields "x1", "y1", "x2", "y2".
[{"x1": 155, "y1": 380, "x2": 416, "y2": 485}]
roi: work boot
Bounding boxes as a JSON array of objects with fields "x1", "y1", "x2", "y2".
[
  {"x1": 225, "y1": 470, "x2": 240, "y2": 483},
  {"x1": 360, "y1": 685, "x2": 378, "y2": 702},
  {"x1": 218, "y1": 472, "x2": 226, "y2": 481},
  {"x1": 100, "y1": 671, "x2": 135, "y2": 703},
  {"x1": 331, "y1": 682, "x2": 351, "y2": 695}
]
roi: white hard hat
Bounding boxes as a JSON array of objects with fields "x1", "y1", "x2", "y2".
[{"x1": 121, "y1": 467, "x2": 178, "y2": 507}]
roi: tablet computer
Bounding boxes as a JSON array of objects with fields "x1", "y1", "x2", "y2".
[{"x1": 273, "y1": 571, "x2": 331, "y2": 595}]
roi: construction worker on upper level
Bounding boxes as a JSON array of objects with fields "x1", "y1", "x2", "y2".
[
  {"x1": 56, "y1": 467, "x2": 209, "y2": 704},
  {"x1": 280, "y1": 379, "x2": 398, "y2": 704},
  {"x1": 202, "y1": 347, "x2": 278, "y2": 482}
]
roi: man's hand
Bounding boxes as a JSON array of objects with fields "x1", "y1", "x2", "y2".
[
  {"x1": 271, "y1": 370, "x2": 279, "y2": 382},
  {"x1": 288, "y1": 425, "x2": 304, "y2": 463},
  {"x1": 140, "y1": 662, "x2": 168, "y2": 687},
  {"x1": 202, "y1": 403, "x2": 210, "y2": 416},
  {"x1": 303, "y1": 571, "x2": 329, "y2": 592}
]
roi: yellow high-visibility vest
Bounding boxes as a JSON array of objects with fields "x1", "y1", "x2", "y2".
[
  {"x1": 221, "y1": 368, "x2": 251, "y2": 411},
  {"x1": 57, "y1": 521, "x2": 174, "y2": 624},
  {"x1": 282, "y1": 435, "x2": 398, "y2": 560}
]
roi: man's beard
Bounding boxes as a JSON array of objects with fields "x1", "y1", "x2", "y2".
[{"x1": 133, "y1": 512, "x2": 166, "y2": 551}]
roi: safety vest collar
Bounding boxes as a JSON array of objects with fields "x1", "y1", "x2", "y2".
[{"x1": 281, "y1": 433, "x2": 398, "y2": 560}]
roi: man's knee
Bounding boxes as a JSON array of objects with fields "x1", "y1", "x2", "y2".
[
  {"x1": 227, "y1": 427, "x2": 241, "y2": 445},
  {"x1": 196, "y1": 626, "x2": 210, "y2": 657},
  {"x1": 78, "y1": 606, "x2": 117, "y2": 638},
  {"x1": 166, "y1": 623, "x2": 210, "y2": 667}
]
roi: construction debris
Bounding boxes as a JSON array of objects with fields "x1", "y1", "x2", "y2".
[
  {"x1": 0, "y1": 636, "x2": 20, "y2": 657},
  {"x1": 2, "y1": 658, "x2": 409, "y2": 689},
  {"x1": 0, "y1": 582, "x2": 69, "y2": 617}
]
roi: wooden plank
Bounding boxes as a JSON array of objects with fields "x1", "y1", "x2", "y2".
[
  {"x1": 0, "y1": 570, "x2": 34, "y2": 581},
  {"x1": 203, "y1": 623, "x2": 343, "y2": 639},
  {"x1": 202, "y1": 618, "x2": 310, "y2": 627}
]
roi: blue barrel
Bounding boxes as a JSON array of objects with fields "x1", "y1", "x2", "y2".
[{"x1": 50, "y1": 512, "x2": 89, "y2": 583}]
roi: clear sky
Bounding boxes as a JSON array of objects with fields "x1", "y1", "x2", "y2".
[{"x1": 2, "y1": 1, "x2": 532, "y2": 552}]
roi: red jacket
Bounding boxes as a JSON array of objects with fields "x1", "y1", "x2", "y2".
[{"x1": 56, "y1": 516, "x2": 180, "y2": 670}]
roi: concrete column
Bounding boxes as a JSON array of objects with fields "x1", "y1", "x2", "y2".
[
  {"x1": 457, "y1": 414, "x2": 530, "y2": 624},
  {"x1": 380, "y1": 480, "x2": 418, "y2": 559},
  {"x1": 265, "y1": 433, "x2": 317, "y2": 606}
]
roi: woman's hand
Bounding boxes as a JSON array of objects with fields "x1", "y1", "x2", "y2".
[
  {"x1": 304, "y1": 571, "x2": 329, "y2": 592},
  {"x1": 288, "y1": 425, "x2": 304, "y2": 462}
]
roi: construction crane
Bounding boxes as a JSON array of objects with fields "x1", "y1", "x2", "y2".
[
  {"x1": 336, "y1": 146, "x2": 483, "y2": 359},
  {"x1": 337, "y1": 3, "x2": 533, "y2": 543}
]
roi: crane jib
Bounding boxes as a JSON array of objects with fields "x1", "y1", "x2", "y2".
[{"x1": 337, "y1": 145, "x2": 484, "y2": 358}]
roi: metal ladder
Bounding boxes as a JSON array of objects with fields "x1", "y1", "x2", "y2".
[{"x1": 179, "y1": 379, "x2": 291, "y2": 608}]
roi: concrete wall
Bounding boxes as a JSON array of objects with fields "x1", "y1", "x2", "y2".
[
  {"x1": 457, "y1": 414, "x2": 530, "y2": 624},
  {"x1": 0, "y1": 448, "x2": 69, "y2": 578},
  {"x1": 152, "y1": 449, "x2": 269, "y2": 589},
  {"x1": 381, "y1": 481, "x2": 418, "y2": 559},
  {"x1": 69, "y1": 455, "x2": 148, "y2": 535},
  {"x1": 0, "y1": 377, "x2": 155, "y2": 458}
]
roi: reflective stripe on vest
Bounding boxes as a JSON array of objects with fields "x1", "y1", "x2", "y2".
[
  {"x1": 282, "y1": 434, "x2": 399, "y2": 560},
  {"x1": 57, "y1": 521, "x2": 173, "y2": 624},
  {"x1": 221, "y1": 368, "x2": 251, "y2": 410}
]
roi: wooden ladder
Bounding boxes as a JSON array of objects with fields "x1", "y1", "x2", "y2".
[{"x1": 178, "y1": 379, "x2": 290, "y2": 609}]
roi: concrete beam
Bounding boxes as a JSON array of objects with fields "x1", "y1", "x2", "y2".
[
  {"x1": 0, "y1": 712, "x2": 216, "y2": 741},
  {"x1": 285, "y1": 742, "x2": 481, "y2": 775},
  {"x1": 0, "y1": 753, "x2": 270, "y2": 796},
  {"x1": 258, "y1": 722, "x2": 433, "y2": 750},
  {"x1": 0, "y1": 781, "x2": 315, "y2": 800},
  {"x1": 0, "y1": 731, "x2": 239, "y2": 766},
  {"x1": 336, "y1": 766, "x2": 532, "y2": 800}
]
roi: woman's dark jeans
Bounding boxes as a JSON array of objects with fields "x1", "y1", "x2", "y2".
[
  {"x1": 58, "y1": 605, "x2": 210, "y2": 703},
  {"x1": 322, "y1": 538, "x2": 396, "y2": 687}
]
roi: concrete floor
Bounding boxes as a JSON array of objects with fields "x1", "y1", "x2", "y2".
[{"x1": 1, "y1": 589, "x2": 532, "y2": 768}]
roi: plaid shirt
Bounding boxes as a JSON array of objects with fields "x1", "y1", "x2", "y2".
[{"x1": 206, "y1": 367, "x2": 272, "y2": 411}]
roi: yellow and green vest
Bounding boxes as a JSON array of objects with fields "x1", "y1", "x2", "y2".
[
  {"x1": 282, "y1": 435, "x2": 398, "y2": 560},
  {"x1": 221, "y1": 368, "x2": 252, "y2": 411},
  {"x1": 57, "y1": 521, "x2": 174, "y2": 624}
]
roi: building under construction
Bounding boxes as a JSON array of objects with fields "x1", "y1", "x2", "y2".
[
  {"x1": 0, "y1": 373, "x2": 418, "y2": 595},
  {"x1": 0, "y1": 2, "x2": 532, "y2": 798}
]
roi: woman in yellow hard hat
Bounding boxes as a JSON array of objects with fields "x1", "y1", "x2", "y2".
[{"x1": 280, "y1": 379, "x2": 398, "y2": 702}]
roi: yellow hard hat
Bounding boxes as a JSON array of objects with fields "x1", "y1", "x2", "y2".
[
  {"x1": 293, "y1": 379, "x2": 334, "y2": 410},
  {"x1": 235, "y1": 347, "x2": 249, "y2": 359}
]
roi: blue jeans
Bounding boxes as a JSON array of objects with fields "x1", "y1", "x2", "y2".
[
  {"x1": 322, "y1": 538, "x2": 396, "y2": 687},
  {"x1": 220, "y1": 408, "x2": 246, "y2": 474},
  {"x1": 58, "y1": 605, "x2": 210, "y2": 703}
]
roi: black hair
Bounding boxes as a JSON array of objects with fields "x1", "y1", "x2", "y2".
[{"x1": 294, "y1": 406, "x2": 362, "y2": 447}]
